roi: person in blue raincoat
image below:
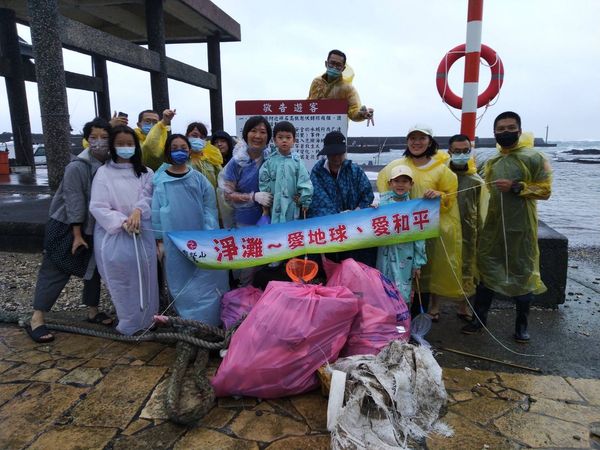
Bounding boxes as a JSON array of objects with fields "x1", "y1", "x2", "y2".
[
  {"x1": 259, "y1": 121, "x2": 313, "y2": 224},
  {"x1": 376, "y1": 165, "x2": 427, "y2": 304},
  {"x1": 152, "y1": 134, "x2": 228, "y2": 325}
]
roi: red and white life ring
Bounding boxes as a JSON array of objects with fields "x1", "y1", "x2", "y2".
[{"x1": 436, "y1": 43, "x2": 504, "y2": 109}]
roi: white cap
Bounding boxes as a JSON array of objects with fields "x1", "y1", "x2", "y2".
[
  {"x1": 389, "y1": 165, "x2": 414, "y2": 181},
  {"x1": 407, "y1": 123, "x2": 433, "y2": 137}
]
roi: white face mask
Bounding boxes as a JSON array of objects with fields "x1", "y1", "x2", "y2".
[
  {"x1": 451, "y1": 153, "x2": 470, "y2": 166},
  {"x1": 189, "y1": 137, "x2": 206, "y2": 152},
  {"x1": 115, "y1": 146, "x2": 135, "y2": 160}
]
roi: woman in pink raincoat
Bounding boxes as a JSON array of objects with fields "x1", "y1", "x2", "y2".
[{"x1": 90, "y1": 125, "x2": 158, "y2": 335}]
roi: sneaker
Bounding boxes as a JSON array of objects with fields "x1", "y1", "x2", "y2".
[{"x1": 461, "y1": 322, "x2": 483, "y2": 335}]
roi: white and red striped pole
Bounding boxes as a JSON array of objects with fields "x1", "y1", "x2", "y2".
[{"x1": 460, "y1": 0, "x2": 483, "y2": 142}]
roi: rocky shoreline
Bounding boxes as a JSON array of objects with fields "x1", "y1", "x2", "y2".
[{"x1": 1, "y1": 246, "x2": 599, "y2": 315}]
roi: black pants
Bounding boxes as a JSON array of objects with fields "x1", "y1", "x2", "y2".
[{"x1": 32, "y1": 253, "x2": 101, "y2": 312}]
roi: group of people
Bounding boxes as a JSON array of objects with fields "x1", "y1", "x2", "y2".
[{"x1": 26, "y1": 49, "x2": 552, "y2": 348}]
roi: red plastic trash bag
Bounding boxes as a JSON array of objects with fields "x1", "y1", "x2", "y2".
[
  {"x1": 211, "y1": 281, "x2": 358, "y2": 398},
  {"x1": 220, "y1": 285, "x2": 263, "y2": 329},
  {"x1": 324, "y1": 257, "x2": 411, "y2": 356}
]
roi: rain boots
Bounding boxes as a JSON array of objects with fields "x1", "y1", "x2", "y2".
[
  {"x1": 514, "y1": 294, "x2": 533, "y2": 343},
  {"x1": 461, "y1": 284, "x2": 494, "y2": 334},
  {"x1": 462, "y1": 287, "x2": 533, "y2": 342}
]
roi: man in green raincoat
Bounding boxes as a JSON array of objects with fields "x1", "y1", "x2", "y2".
[{"x1": 462, "y1": 111, "x2": 552, "y2": 343}]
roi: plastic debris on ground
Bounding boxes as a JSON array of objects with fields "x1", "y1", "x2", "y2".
[
  {"x1": 324, "y1": 257, "x2": 411, "y2": 356},
  {"x1": 211, "y1": 281, "x2": 358, "y2": 398},
  {"x1": 327, "y1": 340, "x2": 452, "y2": 449}
]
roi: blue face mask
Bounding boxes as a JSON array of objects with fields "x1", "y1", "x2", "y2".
[
  {"x1": 392, "y1": 191, "x2": 410, "y2": 201},
  {"x1": 171, "y1": 150, "x2": 189, "y2": 165},
  {"x1": 115, "y1": 146, "x2": 135, "y2": 160},
  {"x1": 189, "y1": 137, "x2": 206, "y2": 152},
  {"x1": 326, "y1": 67, "x2": 342, "y2": 78},
  {"x1": 141, "y1": 123, "x2": 153, "y2": 135},
  {"x1": 451, "y1": 153, "x2": 471, "y2": 166}
]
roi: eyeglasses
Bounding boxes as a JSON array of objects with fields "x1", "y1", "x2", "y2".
[
  {"x1": 450, "y1": 148, "x2": 471, "y2": 154},
  {"x1": 326, "y1": 61, "x2": 344, "y2": 70}
]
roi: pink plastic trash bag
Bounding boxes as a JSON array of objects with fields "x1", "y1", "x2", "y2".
[
  {"x1": 220, "y1": 285, "x2": 263, "y2": 329},
  {"x1": 211, "y1": 281, "x2": 358, "y2": 398},
  {"x1": 324, "y1": 257, "x2": 411, "y2": 356}
]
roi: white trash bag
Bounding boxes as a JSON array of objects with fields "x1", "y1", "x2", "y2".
[{"x1": 328, "y1": 341, "x2": 453, "y2": 449}]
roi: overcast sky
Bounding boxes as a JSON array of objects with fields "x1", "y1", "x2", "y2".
[{"x1": 1, "y1": 0, "x2": 599, "y2": 141}]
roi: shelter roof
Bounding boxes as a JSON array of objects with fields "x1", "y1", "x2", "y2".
[{"x1": 2, "y1": 0, "x2": 241, "y2": 43}]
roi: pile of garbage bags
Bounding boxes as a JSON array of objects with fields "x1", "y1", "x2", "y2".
[
  {"x1": 212, "y1": 259, "x2": 411, "y2": 398},
  {"x1": 209, "y1": 258, "x2": 451, "y2": 445}
]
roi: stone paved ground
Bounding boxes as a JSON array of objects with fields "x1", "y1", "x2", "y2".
[{"x1": 1, "y1": 324, "x2": 600, "y2": 450}]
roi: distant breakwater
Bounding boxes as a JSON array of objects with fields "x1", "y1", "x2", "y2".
[{"x1": 347, "y1": 136, "x2": 555, "y2": 153}]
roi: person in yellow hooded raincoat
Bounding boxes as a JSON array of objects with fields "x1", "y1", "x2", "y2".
[
  {"x1": 447, "y1": 134, "x2": 487, "y2": 319},
  {"x1": 377, "y1": 125, "x2": 463, "y2": 319},
  {"x1": 184, "y1": 122, "x2": 223, "y2": 189},
  {"x1": 135, "y1": 109, "x2": 172, "y2": 171},
  {"x1": 462, "y1": 111, "x2": 552, "y2": 343},
  {"x1": 308, "y1": 49, "x2": 373, "y2": 122}
]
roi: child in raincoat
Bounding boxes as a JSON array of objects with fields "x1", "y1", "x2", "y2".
[
  {"x1": 376, "y1": 165, "x2": 427, "y2": 304},
  {"x1": 258, "y1": 121, "x2": 313, "y2": 224},
  {"x1": 151, "y1": 134, "x2": 228, "y2": 325},
  {"x1": 447, "y1": 134, "x2": 486, "y2": 320},
  {"x1": 90, "y1": 125, "x2": 159, "y2": 335},
  {"x1": 377, "y1": 124, "x2": 462, "y2": 320}
]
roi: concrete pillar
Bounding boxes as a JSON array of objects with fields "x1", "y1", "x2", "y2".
[
  {"x1": 26, "y1": 0, "x2": 71, "y2": 190},
  {"x1": 207, "y1": 33, "x2": 224, "y2": 133},
  {"x1": 145, "y1": 0, "x2": 169, "y2": 113},
  {"x1": 92, "y1": 55, "x2": 111, "y2": 120},
  {"x1": 0, "y1": 8, "x2": 34, "y2": 169}
]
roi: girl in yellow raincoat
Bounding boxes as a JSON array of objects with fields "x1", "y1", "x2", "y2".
[{"x1": 377, "y1": 124, "x2": 463, "y2": 320}]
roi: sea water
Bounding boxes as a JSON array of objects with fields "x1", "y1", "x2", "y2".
[{"x1": 353, "y1": 141, "x2": 600, "y2": 247}]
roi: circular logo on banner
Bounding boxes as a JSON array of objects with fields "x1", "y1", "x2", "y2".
[{"x1": 186, "y1": 240, "x2": 197, "y2": 250}]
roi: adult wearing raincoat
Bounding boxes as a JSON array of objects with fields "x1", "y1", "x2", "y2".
[
  {"x1": 377, "y1": 125, "x2": 462, "y2": 319},
  {"x1": 135, "y1": 109, "x2": 174, "y2": 171},
  {"x1": 308, "y1": 131, "x2": 376, "y2": 267},
  {"x1": 219, "y1": 116, "x2": 274, "y2": 285},
  {"x1": 447, "y1": 134, "x2": 486, "y2": 318},
  {"x1": 462, "y1": 111, "x2": 552, "y2": 343},
  {"x1": 185, "y1": 122, "x2": 223, "y2": 189},
  {"x1": 90, "y1": 125, "x2": 158, "y2": 335},
  {"x1": 28, "y1": 118, "x2": 113, "y2": 343},
  {"x1": 308, "y1": 49, "x2": 373, "y2": 122},
  {"x1": 152, "y1": 134, "x2": 228, "y2": 325}
]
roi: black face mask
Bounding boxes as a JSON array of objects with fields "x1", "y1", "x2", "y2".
[{"x1": 494, "y1": 131, "x2": 520, "y2": 148}]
